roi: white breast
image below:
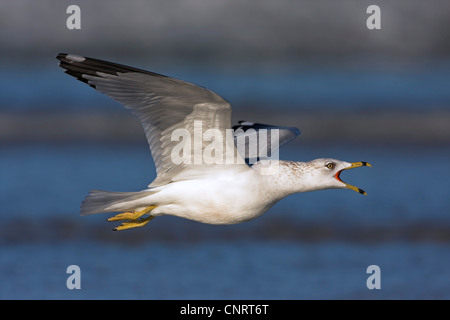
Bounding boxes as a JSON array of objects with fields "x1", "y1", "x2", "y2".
[{"x1": 148, "y1": 171, "x2": 274, "y2": 224}]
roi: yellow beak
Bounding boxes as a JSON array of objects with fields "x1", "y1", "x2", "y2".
[{"x1": 335, "y1": 162, "x2": 372, "y2": 195}]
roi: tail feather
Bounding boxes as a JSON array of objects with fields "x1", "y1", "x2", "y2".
[{"x1": 80, "y1": 190, "x2": 154, "y2": 215}]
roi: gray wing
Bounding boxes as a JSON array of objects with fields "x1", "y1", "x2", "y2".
[
  {"x1": 232, "y1": 121, "x2": 300, "y2": 164},
  {"x1": 57, "y1": 53, "x2": 247, "y2": 186}
]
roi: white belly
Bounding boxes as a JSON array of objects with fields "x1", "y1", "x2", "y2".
[{"x1": 146, "y1": 175, "x2": 275, "y2": 224}]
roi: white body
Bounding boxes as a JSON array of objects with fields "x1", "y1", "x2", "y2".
[
  {"x1": 139, "y1": 174, "x2": 269, "y2": 224},
  {"x1": 97, "y1": 160, "x2": 351, "y2": 225}
]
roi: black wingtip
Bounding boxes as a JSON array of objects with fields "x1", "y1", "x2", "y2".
[
  {"x1": 58, "y1": 53, "x2": 169, "y2": 75},
  {"x1": 56, "y1": 53, "x2": 96, "y2": 88},
  {"x1": 56, "y1": 53, "x2": 69, "y2": 60},
  {"x1": 56, "y1": 52, "x2": 170, "y2": 90}
]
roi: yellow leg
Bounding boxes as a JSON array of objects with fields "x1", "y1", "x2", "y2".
[
  {"x1": 113, "y1": 216, "x2": 155, "y2": 231},
  {"x1": 107, "y1": 205, "x2": 157, "y2": 222}
]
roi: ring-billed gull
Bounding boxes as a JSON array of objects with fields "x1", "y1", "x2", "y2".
[{"x1": 57, "y1": 53, "x2": 371, "y2": 231}]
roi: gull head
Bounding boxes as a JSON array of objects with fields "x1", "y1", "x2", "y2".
[{"x1": 304, "y1": 158, "x2": 372, "y2": 195}]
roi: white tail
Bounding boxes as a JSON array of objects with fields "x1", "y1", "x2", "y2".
[{"x1": 80, "y1": 190, "x2": 154, "y2": 215}]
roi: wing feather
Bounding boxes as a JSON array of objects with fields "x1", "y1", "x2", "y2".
[{"x1": 57, "y1": 53, "x2": 247, "y2": 186}]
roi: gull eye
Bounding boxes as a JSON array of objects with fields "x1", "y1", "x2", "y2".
[{"x1": 326, "y1": 162, "x2": 335, "y2": 170}]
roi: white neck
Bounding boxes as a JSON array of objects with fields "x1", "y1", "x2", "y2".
[{"x1": 252, "y1": 160, "x2": 320, "y2": 202}]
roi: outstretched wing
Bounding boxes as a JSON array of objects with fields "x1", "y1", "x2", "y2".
[
  {"x1": 57, "y1": 53, "x2": 247, "y2": 186},
  {"x1": 232, "y1": 121, "x2": 300, "y2": 164}
]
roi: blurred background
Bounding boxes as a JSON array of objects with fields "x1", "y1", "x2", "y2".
[{"x1": 1, "y1": 0, "x2": 450, "y2": 299}]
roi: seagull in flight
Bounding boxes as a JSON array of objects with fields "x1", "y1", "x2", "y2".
[{"x1": 57, "y1": 53, "x2": 371, "y2": 231}]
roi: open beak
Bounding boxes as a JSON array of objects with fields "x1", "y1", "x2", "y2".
[{"x1": 334, "y1": 162, "x2": 372, "y2": 195}]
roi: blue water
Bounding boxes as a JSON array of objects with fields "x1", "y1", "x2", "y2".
[
  {"x1": 2, "y1": 64, "x2": 450, "y2": 112},
  {"x1": 3, "y1": 242, "x2": 450, "y2": 300},
  {"x1": 1, "y1": 143, "x2": 449, "y2": 299},
  {"x1": 1, "y1": 62, "x2": 450, "y2": 299}
]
